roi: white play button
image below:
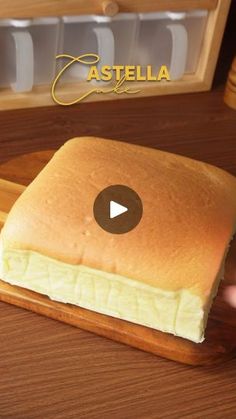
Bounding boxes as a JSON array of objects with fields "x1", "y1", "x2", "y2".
[
  {"x1": 109, "y1": 200, "x2": 128, "y2": 219},
  {"x1": 93, "y1": 185, "x2": 143, "y2": 234}
]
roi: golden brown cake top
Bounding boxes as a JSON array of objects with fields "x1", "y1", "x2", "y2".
[{"x1": 2, "y1": 137, "x2": 236, "y2": 301}]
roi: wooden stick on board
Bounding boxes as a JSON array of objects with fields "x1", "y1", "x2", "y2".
[
  {"x1": 0, "y1": 210, "x2": 7, "y2": 228},
  {"x1": 0, "y1": 178, "x2": 25, "y2": 227}
]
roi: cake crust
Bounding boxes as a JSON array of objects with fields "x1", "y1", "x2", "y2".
[{"x1": 2, "y1": 137, "x2": 236, "y2": 303}]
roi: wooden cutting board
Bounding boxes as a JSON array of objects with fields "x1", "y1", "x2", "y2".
[{"x1": 0, "y1": 151, "x2": 236, "y2": 366}]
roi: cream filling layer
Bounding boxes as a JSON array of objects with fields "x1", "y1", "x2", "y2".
[{"x1": 0, "y1": 246, "x2": 205, "y2": 343}]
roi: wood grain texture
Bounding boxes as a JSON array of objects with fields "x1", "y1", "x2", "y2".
[
  {"x1": 0, "y1": 8, "x2": 236, "y2": 415},
  {"x1": 0, "y1": 178, "x2": 25, "y2": 211},
  {"x1": 0, "y1": 265, "x2": 236, "y2": 367},
  {"x1": 0, "y1": 0, "x2": 229, "y2": 111},
  {"x1": 0, "y1": 178, "x2": 25, "y2": 227},
  {"x1": 196, "y1": 0, "x2": 231, "y2": 89},
  {"x1": 0, "y1": 129, "x2": 236, "y2": 418},
  {"x1": 0, "y1": 76, "x2": 209, "y2": 112},
  {"x1": 0, "y1": 277, "x2": 235, "y2": 365},
  {"x1": 102, "y1": 0, "x2": 120, "y2": 17},
  {"x1": 0, "y1": 167, "x2": 235, "y2": 366},
  {"x1": 0, "y1": 0, "x2": 218, "y2": 18},
  {"x1": 1, "y1": 86, "x2": 236, "y2": 174}
]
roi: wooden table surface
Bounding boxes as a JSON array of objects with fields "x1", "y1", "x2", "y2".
[
  {"x1": 0, "y1": 88, "x2": 236, "y2": 419},
  {"x1": 0, "y1": 6, "x2": 236, "y2": 412}
]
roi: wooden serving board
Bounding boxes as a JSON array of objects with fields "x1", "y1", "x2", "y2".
[{"x1": 0, "y1": 152, "x2": 236, "y2": 366}]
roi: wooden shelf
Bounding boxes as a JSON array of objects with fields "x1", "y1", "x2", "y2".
[
  {"x1": 0, "y1": 0, "x2": 231, "y2": 110},
  {"x1": 0, "y1": 75, "x2": 208, "y2": 111},
  {"x1": 0, "y1": 0, "x2": 218, "y2": 19}
]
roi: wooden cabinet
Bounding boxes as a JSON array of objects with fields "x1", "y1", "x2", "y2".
[{"x1": 0, "y1": 0, "x2": 231, "y2": 110}]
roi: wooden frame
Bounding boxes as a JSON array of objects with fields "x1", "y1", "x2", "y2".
[
  {"x1": 0, "y1": 0, "x2": 218, "y2": 18},
  {"x1": 0, "y1": 0, "x2": 231, "y2": 110}
]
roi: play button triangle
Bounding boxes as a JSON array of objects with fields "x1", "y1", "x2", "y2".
[{"x1": 109, "y1": 200, "x2": 128, "y2": 219}]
